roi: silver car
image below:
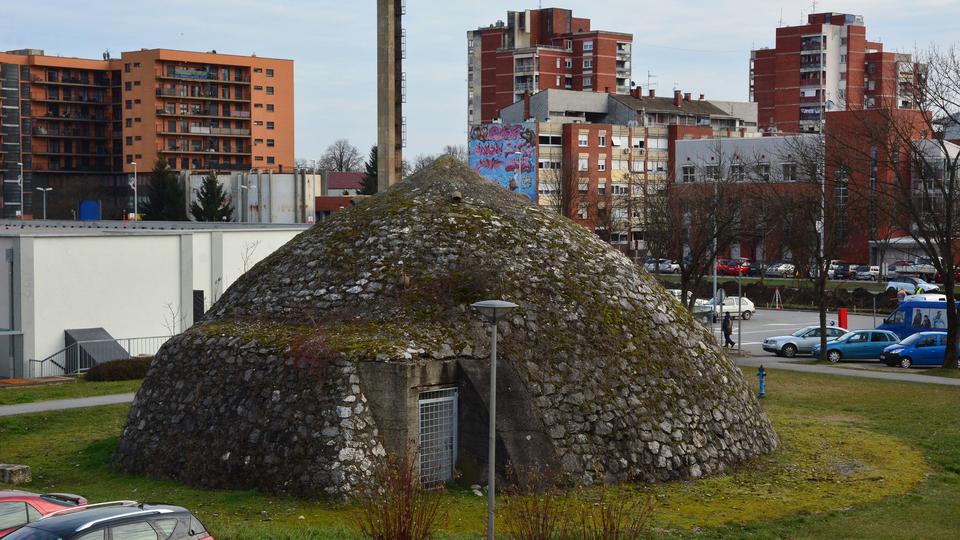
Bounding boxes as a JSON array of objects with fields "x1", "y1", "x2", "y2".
[{"x1": 762, "y1": 325, "x2": 850, "y2": 358}]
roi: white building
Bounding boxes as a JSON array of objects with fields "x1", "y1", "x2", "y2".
[
  {"x1": 185, "y1": 170, "x2": 320, "y2": 224},
  {"x1": 0, "y1": 220, "x2": 309, "y2": 378}
]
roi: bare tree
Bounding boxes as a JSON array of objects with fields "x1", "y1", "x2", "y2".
[
  {"x1": 441, "y1": 144, "x2": 468, "y2": 163},
  {"x1": 319, "y1": 139, "x2": 363, "y2": 172},
  {"x1": 411, "y1": 154, "x2": 436, "y2": 174},
  {"x1": 241, "y1": 240, "x2": 261, "y2": 273},
  {"x1": 828, "y1": 45, "x2": 960, "y2": 368},
  {"x1": 536, "y1": 165, "x2": 573, "y2": 217}
]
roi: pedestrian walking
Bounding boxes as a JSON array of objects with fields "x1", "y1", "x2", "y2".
[{"x1": 722, "y1": 312, "x2": 735, "y2": 348}]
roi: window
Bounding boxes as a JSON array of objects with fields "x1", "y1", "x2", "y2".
[
  {"x1": 730, "y1": 164, "x2": 744, "y2": 181},
  {"x1": 537, "y1": 159, "x2": 561, "y2": 170},
  {"x1": 125, "y1": 99, "x2": 132, "y2": 110},
  {"x1": 556, "y1": 76, "x2": 561, "y2": 86},
  {"x1": 0, "y1": 502, "x2": 28, "y2": 530},
  {"x1": 76, "y1": 530, "x2": 106, "y2": 540},
  {"x1": 598, "y1": 132, "x2": 606, "y2": 147},
  {"x1": 583, "y1": 76, "x2": 592, "y2": 88},
  {"x1": 612, "y1": 182, "x2": 628, "y2": 195},
  {"x1": 133, "y1": 62, "x2": 140, "y2": 68},
  {"x1": 135, "y1": 153, "x2": 142, "y2": 159},
  {"x1": 135, "y1": 117, "x2": 142, "y2": 123},
  {"x1": 254, "y1": 121, "x2": 264, "y2": 126},
  {"x1": 124, "y1": 63, "x2": 131, "y2": 73},
  {"x1": 782, "y1": 163, "x2": 798, "y2": 181},
  {"x1": 578, "y1": 179, "x2": 589, "y2": 192},
  {"x1": 578, "y1": 205, "x2": 588, "y2": 219},
  {"x1": 867, "y1": 80, "x2": 876, "y2": 91},
  {"x1": 126, "y1": 118, "x2": 133, "y2": 128},
  {"x1": 597, "y1": 160, "x2": 606, "y2": 172},
  {"x1": 578, "y1": 132, "x2": 589, "y2": 147},
  {"x1": 267, "y1": 156, "x2": 275, "y2": 164},
  {"x1": 758, "y1": 163, "x2": 771, "y2": 181},
  {"x1": 254, "y1": 67, "x2": 263, "y2": 73},
  {"x1": 134, "y1": 98, "x2": 141, "y2": 104},
  {"x1": 266, "y1": 121, "x2": 275, "y2": 129},
  {"x1": 125, "y1": 81, "x2": 132, "y2": 91},
  {"x1": 126, "y1": 136, "x2": 133, "y2": 146},
  {"x1": 126, "y1": 154, "x2": 133, "y2": 163},
  {"x1": 254, "y1": 85, "x2": 263, "y2": 91},
  {"x1": 266, "y1": 68, "x2": 274, "y2": 77},
  {"x1": 578, "y1": 158, "x2": 589, "y2": 171},
  {"x1": 154, "y1": 518, "x2": 179, "y2": 537},
  {"x1": 134, "y1": 135, "x2": 142, "y2": 141},
  {"x1": 267, "y1": 139, "x2": 275, "y2": 147},
  {"x1": 583, "y1": 40, "x2": 594, "y2": 52},
  {"x1": 597, "y1": 182, "x2": 606, "y2": 195},
  {"x1": 110, "y1": 521, "x2": 158, "y2": 540},
  {"x1": 266, "y1": 104, "x2": 275, "y2": 112},
  {"x1": 254, "y1": 103, "x2": 264, "y2": 108},
  {"x1": 583, "y1": 59, "x2": 593, "y2": 70},
  {"x1": 255, "y1": 156, "x2": 264, "y2": 161},
  {"x1": 682, "y1": 165, "x2": 696, "y2": 182},
  {"x1": 564, "y1": 58, "x2": 572, "y2": 69},
  {"x1": 134, "y1": 80, "x2": 141, "y2": 86},
  {"x1": 266, "y1": 86, "x2": 275, "y2": 95},
  {"x1": 840, "y1": 54, "x2": 847, "y2": 64},
  {"x1": 556, "y1": 58, "x2": 561, "y2": 69}
]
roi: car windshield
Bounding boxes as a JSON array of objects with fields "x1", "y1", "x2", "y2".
[
  {"x1": 791, "y1": 328, "x2": 810, "y2": 337},
  {"x1": 899, "y1": 333, "x2": 924, "y2": 346},
  {"x1": 1, "y1": 527, "x2": 62, "y2": 540},
  {"x1": 835, "y1": 332, "x2": 856, "y2": 342}
]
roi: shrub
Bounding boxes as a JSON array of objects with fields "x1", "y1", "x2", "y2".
[
  {"x1": 352, "y1": 450, "x2": 446, "y2": 540},
  {"x1": 84, "y1": 357, "x2": 152, "y2": 381},
  {"x1": 575, "y1": 483, "x2": 655, "y2": 540},
  {"x1": 501, "y1": 464, "x2": 570, "y2": 540}
]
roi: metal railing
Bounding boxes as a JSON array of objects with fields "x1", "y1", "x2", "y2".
[{"x1": 30, "y1": 336, "x2": 171, "y2": 377}]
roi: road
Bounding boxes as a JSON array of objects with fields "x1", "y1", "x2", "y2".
[{"x1": 708, "y1": 308, "x2": 881, "y2": 356}]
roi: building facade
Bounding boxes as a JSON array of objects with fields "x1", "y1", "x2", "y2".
[
  {"x1": 467, "y1": 7, "x2": 632, "y2": 131},
  {"x1": 0, "y1": 48, "x2": 294, "y2": 219},
  {"x1": 750, "y1": 12, "x2": 920, "y2": 134},
  {"x1": 473, "y1": 88, "x2": 758, "y2": 252}
]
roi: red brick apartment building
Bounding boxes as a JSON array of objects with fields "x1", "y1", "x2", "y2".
[
  {"x1": 750, "y1": 12, "x2": 921, "y2": 134},
  {"x1": 467, "y1": 7, "x2": 632, "y2": 130},
  {"x1": 0, "y1": 48, "x2": 293, "y2": 219}
]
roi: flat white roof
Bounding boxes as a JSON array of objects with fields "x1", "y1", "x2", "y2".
[{"x1": 0, "y1": 220, "x2": 310, "y2": 238}]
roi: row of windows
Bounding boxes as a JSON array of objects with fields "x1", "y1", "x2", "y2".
[
  {"x1": 578, "y1": 158, "x2": 667, "y2": 172},
  {"x1": 253, "y1": 67, "x2": 276, "y2": 77},
  {"x1": 577, "y1": 132, "x2": 668, "y2": 149},
  {"x1": 253, "y1": 85, "x2": 275, "y2": 94},
  {"x1": 680, "y1": 163, "x2": 796, "y2": 182}
]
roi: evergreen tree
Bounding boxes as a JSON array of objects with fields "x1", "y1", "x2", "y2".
[
  {"x1": 141, "y1": 160, "x2": 188, "y2": 221},
  {"x1": 190, "y1": 172, "x2": 234, "y2": 221},
  {"x1": 360, "y1": 145, "x2": 378, "y2": 195}
]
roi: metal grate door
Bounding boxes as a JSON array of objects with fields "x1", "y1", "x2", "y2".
[{"x1": 418, "y1": 388, "x2": 458, "y2": 487}]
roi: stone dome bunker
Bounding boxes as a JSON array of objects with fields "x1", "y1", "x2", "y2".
[{"x1": 114, "y1": 155, "x2": 778, "y2": 497}]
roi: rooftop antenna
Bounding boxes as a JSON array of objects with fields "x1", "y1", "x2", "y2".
[
  {"x1": 778, "y1": 8, "x2": 783, "y2": 27},
  {"x1": 646, "y1": 70, "x2": 658, "y2": 90}
]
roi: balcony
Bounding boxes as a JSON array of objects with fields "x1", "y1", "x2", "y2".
[
  {"x1": 156, "y1": 88, "x2": 248, "y2": 102},
  {"x1": 32, "y1": 150, "x2": 111, "y2": 157},
  {"x1": 158, "y1": 127, "x2": 251, "y2": 137},
  {"x1": 156, "y1": 109, "x2": 251, "y2": 120},
  {"x1": 515, "y1": 82, "x2": 537, "y2": 93},
  {"x1": 32, "y1": 127, "x2": 104, "y2": 139},
  {"x1": 157, "y1": 73, "x2": 251, "y2": 84},
  {"x1": 514, "y1": 64, "x2": 536, "y2": 74},
  {"x1": 32, "y1": 75, "x2": 114, "y2": 88},
  {"x1": 36, "y1": 112, "x2": 110, "y2": 123},
  {"x1": 800, "y1": 40, "x2": 823, "y2": 51},
  {"x1": 159, "y1": 148, "x2": 252, "y2": 156}
]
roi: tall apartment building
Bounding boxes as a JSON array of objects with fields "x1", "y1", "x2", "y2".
[
  {"x1": 750, "y1": 12, "x2": 920, "y2": 134},
  {"x1": 467, "y1": 7, "x2": 632, "y2": 131},
  {"x1": 0, "y1": 48, "x2": 293, "y2": 219}
]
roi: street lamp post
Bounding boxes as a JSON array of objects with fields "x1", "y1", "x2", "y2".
[
  {"x1": 35, "y1": 187, "x2": 52, "y2": 220},
  {"x1": 129, "y1": 161, "x2": 138, "y2": 220},
  {"x1": 470, "y1": 299, "x2": 518, "y2": 540}
]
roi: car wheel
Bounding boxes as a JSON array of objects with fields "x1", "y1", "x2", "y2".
[
  {"x1": 900, "y1": 357, "x2": 912, "y2": 369},
  {"x1": 827, "y1": 350, "x2": 842, "y2": 363},
  {"x1": 741, "y1": 310, "x2": 752, "y2": 320},
  {"x1": 782, "y1": 344, "x2": 798, "y2": 358}
]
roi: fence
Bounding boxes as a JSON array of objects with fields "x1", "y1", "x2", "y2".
[{"x1": 30, "y1": 336, "x2": 172, "y2": 378}]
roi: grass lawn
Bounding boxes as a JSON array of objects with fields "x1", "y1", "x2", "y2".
[
  {"x1": 0, "y1": 379, "x2": 142, "y2": 406},
  {"x1": 1, "y1": 370, "x2": 957, "y2": 539},
  {"x1": 655, "y1": 274, "x2": 888, "y2": 294}
]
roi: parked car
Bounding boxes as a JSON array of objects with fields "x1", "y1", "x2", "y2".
[
  {"x1": 658, "y1": 259, "x2": 680, "y2": 274},
  {"x1": 881, "y1": 331, "x2": 955, "y2": 368},
  {"x1": 700, "y1": 296, "x2": 756, "y2": 320},
  {"x1": 774, "y1": 262, "x2": 796, "y2": 278},
  {"x1": 762, "y1": 325, "x2": 850, "y2": 358},
  {"x1": 888, "y1": 261, "x2": 914, "y2": 275},
  {"x1": 747, "y1": 260, "x2": 766, "y2": 277},
  {"x1": 0, "y1": 491, "x2": 87, "y2": 538},
  {"x1": 2, "y1": 501, "x2": 213, "y2": 540},
  {"x1": 854, "y1": 265, "x2": 880, "y2": 281},
  {"x1": 885, "y1": 276, "x2": 939, "y2": 293},
  {"x1": 810, "y1": 329, "x2": 900, "y2": 363},
  {"x1": 763, "y1": 260, "x2": 784, "y2": 277},
  {"x1": 717, "y1": 258, "x2": 750, "y2": 276}
]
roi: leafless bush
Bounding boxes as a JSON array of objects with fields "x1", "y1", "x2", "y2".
[
  {"x1": 353, "y1": 450, "x2": 446, "y2": 540},
  {"x1": 575, "y1": 482, "x2": 655, "y2": 540},
  {"x1": 500, "y1": 465, "x2": 571, "y2": 540}
]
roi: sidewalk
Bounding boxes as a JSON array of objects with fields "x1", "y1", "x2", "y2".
[
  {"x1": 734, "y1": 356, "x2": 960, "y2": 387},
  {"x1": 0, "y1": 393, "x2": 135, "y2": 417}
]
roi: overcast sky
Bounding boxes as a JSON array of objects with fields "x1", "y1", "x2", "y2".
[{"x1": 2, "y1": 1, "x2": 959, "y2": 163}]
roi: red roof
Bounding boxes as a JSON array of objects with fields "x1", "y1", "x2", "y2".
[
  {"x1": 315, "y1": 196, "x2": 356, "y2": 213},
  {"x1": 327, "y1": 171, "x2": 364, "y2": 190}
]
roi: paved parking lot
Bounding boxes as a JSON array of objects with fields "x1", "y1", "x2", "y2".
[{"x1": 707, "y1": 307, "x2": 882, "y2": 358}]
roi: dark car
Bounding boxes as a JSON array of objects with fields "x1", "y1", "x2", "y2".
[
  {"x1": 747, "y1": 260, "x2": 765, "y2": 277},
  {"x1": 831, "y1": 263, "x2": 856, "y2": 280},
  {"x1": 2, "y1": 502, "x2": 213, "y2": 540},
  {"x1": 0, "y1": 491, "x2": 87, "y2": 538}
]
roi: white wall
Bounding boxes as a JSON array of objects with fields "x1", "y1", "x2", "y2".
[
  {"x1": 192, "y1": 231, "x2": 213, "y2": 312},
  {"x1": 221, "y1": 229, "x2": 301, "y2": 287},
  {"x1": 31, "y1": 235, "x2": 185, "y2": 363}
]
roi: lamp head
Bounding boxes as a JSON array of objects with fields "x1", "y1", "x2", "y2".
[{"x1": 471, "y1": 299, "x2": 518, "y2": 323}]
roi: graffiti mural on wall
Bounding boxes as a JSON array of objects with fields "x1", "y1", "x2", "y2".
[{"x1": 469, "y1": 122, "x2": 538, "y2": 202}]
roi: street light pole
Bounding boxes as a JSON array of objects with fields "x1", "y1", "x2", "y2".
[
  {"x1": 35, "y1": 187, "x2": 52, "y2": 220},
  {"x1": 129, "y1": 161, "x2": 138, "y2": 220},
  {"x1": 470, "y1": 299, "x2": 518, "y2": 540}
]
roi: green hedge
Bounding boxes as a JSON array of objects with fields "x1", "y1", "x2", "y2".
[{"x1": 84, "y1": 357, "x2": 152, "y2": 382}]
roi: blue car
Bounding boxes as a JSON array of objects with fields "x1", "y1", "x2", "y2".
[
  {"x1": 811, "y1": 329, "x2": 901, "y2": 363},
  {"x1": 880, "y1": 331, "x2": 955, "y2": 368}
]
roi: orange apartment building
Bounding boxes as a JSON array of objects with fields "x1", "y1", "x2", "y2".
[{"x1": 0, "y1": 48, "x2": 293, "y2": 219}]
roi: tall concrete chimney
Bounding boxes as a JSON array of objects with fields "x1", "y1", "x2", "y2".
[{"x1": 377, "y1": 0, "x2": 403, "y2": 192}]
